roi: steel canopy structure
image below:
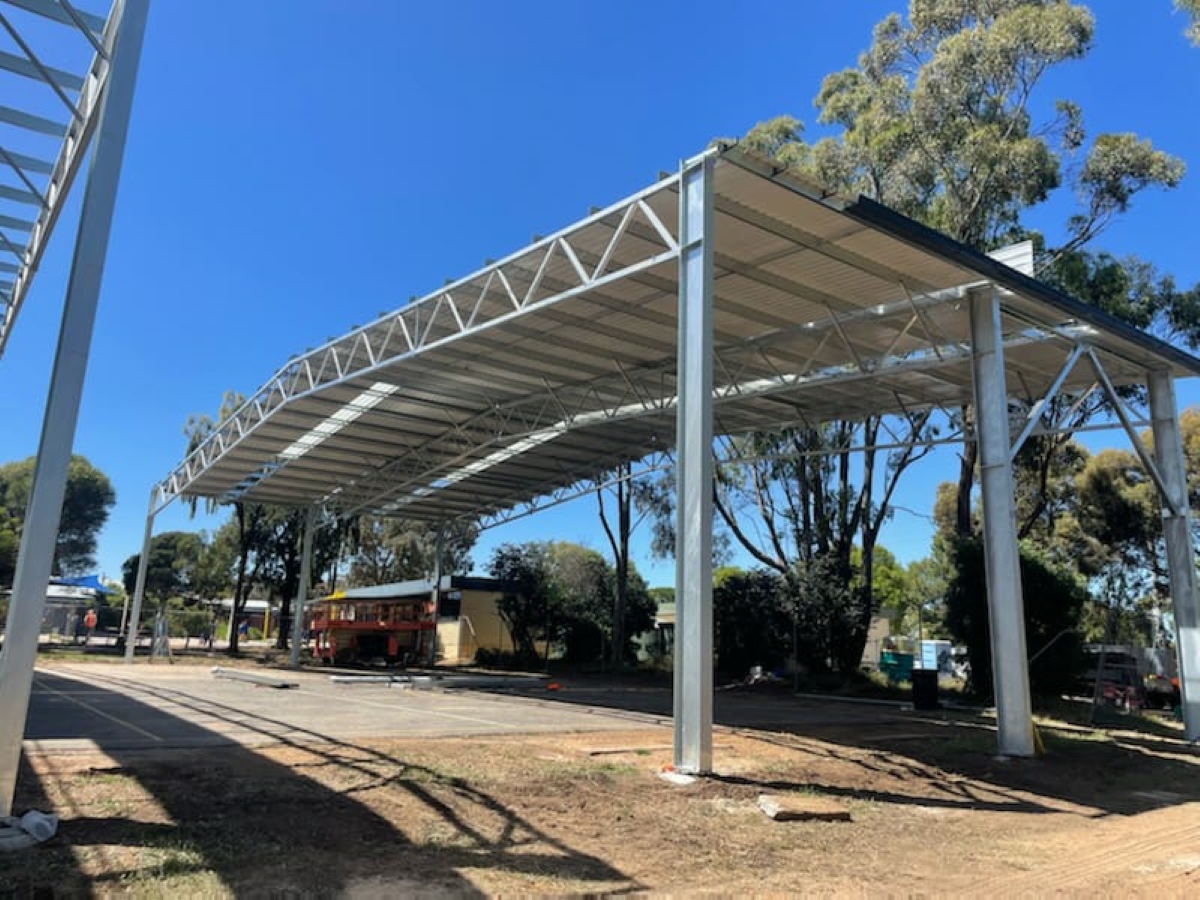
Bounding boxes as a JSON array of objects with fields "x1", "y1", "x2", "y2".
[
  {"x1": 133, "y1": 142, "x2": 1200, "y2": 766},
  {"x1": 0, "y1": 0, "x2": 149, "y2": 818},
  {"x1": 0, "y1": 0, "x2": 119, "y2": 357}
]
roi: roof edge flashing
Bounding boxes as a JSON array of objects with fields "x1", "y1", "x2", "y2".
[
  {"x1": 714, "y1": 141, "x2": 855, "y2": 211},
  {"x1": 842, "y1": 194, "x2": 1200, "y2": 377}
]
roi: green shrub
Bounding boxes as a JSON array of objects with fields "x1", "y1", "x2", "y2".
[
  {"x1": 473, "y1": 647, "x2": 540, "y2": 670},
  {"x1": 944, "y1": 539, "x2": 1086, "y2": 700}
]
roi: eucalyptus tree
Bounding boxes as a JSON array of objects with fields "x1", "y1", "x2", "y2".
[
  {"x1": 1178, "y1": 0, "x2": 1200, "y2": 43},
  {"x1": 120, "y1": 531, "x2": 206, "y2": 607},
  {"x1": 183, "y1": 392, "x2": 264, "y2": 653},
  {"x1": 711, "y1": 414, "x2": 934, "y2": 672},
  {"x1": 345, "y1": 516, "x2": 474, "y2": 589},
  {"x1": 597, "y1": 460, "x2": 666, "y2": 666},
  {"x1": 743, "y1": 0, "x2": 1186, "y2": 543},
  {"x1": 728, "y1": 0, "x2": 1192, "y2": 676},
  {"x1": 0, "y1": 454, "x2": 115, "y2": 577}
]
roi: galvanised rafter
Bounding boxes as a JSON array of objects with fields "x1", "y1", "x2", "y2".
[
  {"x1": 450, "y1": 359, "x2": 1163, "y2": 535},
  {"x1": 327, "y1": 300, "x2": 1094, "y2": 521},
  {"x1": 327, "y1": 284, "x2": 981, "y2": 510},
  {"x1": 155, "y1": 228, "x2": 1109, "y2": 526},
  {"x1": 0, "y1": 0, "x2": 119, "y2": 357},
  {"x1": 465, "y1": 452, "x2": 676, "y2": 531},
  {"x1": 151, "y1": 178, "x2": 682, "y2": 513}
]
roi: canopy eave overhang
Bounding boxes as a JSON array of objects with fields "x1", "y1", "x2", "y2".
[{"x1": 154, "y1": 143, "x2": 1200, "y2": 524}]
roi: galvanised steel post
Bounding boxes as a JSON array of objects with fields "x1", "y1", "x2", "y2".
[
  {"x1": 289, "y1": 506, "x2": 317, "y2": 667},
  {"x1": 0, "y1": 0, "x2": 150, "y2": 817},
  {"x1": 969, "y1": 285, "x2": 1035, "y2": 757},
  {"x1": 122, "y1": 493, "x2": 156, "y2": 660},
  {"x1": 429, "y1": 525, "x2": 445, "y2": 667},
  {"x1": 673, "y1": 152, "x2": 715, "y2": 774},
  {"x1": 1147, "y1": 368, "x2": 1199, "y2": 740}
]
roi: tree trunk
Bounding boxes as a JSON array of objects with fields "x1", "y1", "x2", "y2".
[
  {"x1": 956, "y1": 431, "x2": 978, "y2": 539},
  {"x1": 598, "y1": 463, "x2": 636, "y2": 667},
  {"x1": 228, "y1": 502, "x2": 248, "y2": 655},
  {"x1": 610, "y1": 473, "x2": 631, "y2": 667},
  {"x1": 275, "y1": 521, "x2": 301, "y2": 651}
]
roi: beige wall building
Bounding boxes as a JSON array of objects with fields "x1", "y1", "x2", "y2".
[{"x1": 435, "y1": 576, "x2": 513, "y2": 664}]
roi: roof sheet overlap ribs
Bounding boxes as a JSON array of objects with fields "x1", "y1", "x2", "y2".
[{"x1": 161, "y1": 145, "x2": 1200, "y2": 522}]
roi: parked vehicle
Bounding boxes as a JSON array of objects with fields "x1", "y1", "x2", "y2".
[
  {"x1": 1079, "y1": 650, "x2": 1144, "y2": 710},
  {"x1": 1143, "y1": 674, "x2": 1182, "y2": 711}
]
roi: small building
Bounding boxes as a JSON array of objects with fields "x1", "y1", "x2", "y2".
[
  {"x1": 214, "y1": 598, "x2": 277, "y2": 637},
  {"x1": 43, "y1": 583, "x2": 99, "y2": 638},
  {"x1": 860, "y1": 611, "x2": 897, "y2": 670},
  {"x1": 0, "y1": 579, "x2": 111, "y2": 641},
  {"x1": 636, "y1": 601, "x2": 675, "y2": 661},
  {"x1": 304, "y1": 576, "x2": 515, "y2": 665},
  {"x1": 437, "y1": 575, "x2": 517, "y2": 663}
]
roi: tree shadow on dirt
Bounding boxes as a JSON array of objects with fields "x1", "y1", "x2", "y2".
[
  {"x1": 2, "y1": 670, "x2": 639, "y2": 897},
  {"x1": 477, "y1": 676, "x2": 1200, "y2": 817}
]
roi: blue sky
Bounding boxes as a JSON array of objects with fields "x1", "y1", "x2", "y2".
[{"x1": 2, "y1": 1, "x2": 1198, "y2": 590}]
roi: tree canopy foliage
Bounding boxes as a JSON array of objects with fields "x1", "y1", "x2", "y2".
[
  {"x1": 1178, "y1": 0, "x2": 1200, "y2": 44},
  {"x1": 486, "y1": 541, "x2": 655, "y2": 668},
  {"x1": 944, "y1": 539, "x2": 1087, "y2": 699},
  {"x1": 122, "y1": 531, "x2": 209, "y2": 605},
  {"x1": 745, "y1": 1, "x2": 1182, "y2": 256},
  {"x1": 704, "y1": 0, "x2": 1198, "y2": 681},
  {"x1": 346, "y1": 517, "x2": 474, "y2": 588},
  {"x1": 0, "y1": 454, "x2": 115, "y2": 581}
]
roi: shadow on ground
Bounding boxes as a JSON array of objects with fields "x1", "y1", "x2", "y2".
[
  {"x1": 2, "y1": 670, "x2": 638, "y2": 897},
  {"x1": 471, "y1": 672, "x2": 1200, "y2": 816}
]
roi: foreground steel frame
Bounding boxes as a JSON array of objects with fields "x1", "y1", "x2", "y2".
[
  {"x1": 0, "y1": 0, "x2": 114, "y2": 357},
  {"x1": 0, "y1": 0, "x2": 149, "y2": 817},
  {"x1": 128, "y1": 143, "x2": 1200, "y2": 773}
]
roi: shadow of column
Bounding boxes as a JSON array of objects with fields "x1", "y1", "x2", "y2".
[{"x1": 3, "y1": 669, "x2": 638, "y2": 896}]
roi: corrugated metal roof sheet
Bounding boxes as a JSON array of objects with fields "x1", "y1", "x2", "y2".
[{"x1": 156, "y1": 144, "x2": 1200, "y2": 524}]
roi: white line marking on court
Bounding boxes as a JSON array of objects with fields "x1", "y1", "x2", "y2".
[
  {"x1": 49, "y1": 665, "x2": 522, "y2": 734},
  {"x1": 288, "y1": 686, "x2": 521, "y2": 729},
  {"x1": 33, "y1": 669, "x2": 163, "y2": 742}
]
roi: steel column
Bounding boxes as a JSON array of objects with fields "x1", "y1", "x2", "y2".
[
  {"x1": 288, "y1": 507, "x2": 317, "y2": 667},
  {"x1": 969, "y1": 286, "x2": 1035, "y2": 756},
  {"x1": 122, "y1": 493, "x2": 156, "y2": 661},
  {"x1": 673, "y1": 153, "x2": 715, "y2": 774},
  {"x1": 429, "y1": 525, "x2": 445, "y2": 666},
  {"x1": 0, "y1": 0, "x2": 149, "y2": 817},
  {"x1": 1147, "y1": 369, "x2": 1199, "y2": 740}
]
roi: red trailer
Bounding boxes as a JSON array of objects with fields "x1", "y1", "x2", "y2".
[{"x1": 308, "y1": 590, "x2": 435, "y2": 666}]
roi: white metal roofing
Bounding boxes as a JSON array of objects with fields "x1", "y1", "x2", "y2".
[
  {"x1": 0, "y1": 0, "x2": 118, "y2": 356},
  {"x1": 156, "y1": 143, "x2": 1200, "y2": 525}
]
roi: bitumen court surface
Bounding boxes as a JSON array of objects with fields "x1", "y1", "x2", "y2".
[
  {"x1": 23, "y1": 663, "x2": 684, "y2": 753},
  {"x1": 23, "y1": 660, "x2": 936, "y2": 754}
]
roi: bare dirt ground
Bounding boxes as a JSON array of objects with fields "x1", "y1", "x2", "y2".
[{"x1": 3, "y1": 662, "x2": 1199, "y2": 898}]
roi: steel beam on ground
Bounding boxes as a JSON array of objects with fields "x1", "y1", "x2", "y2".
[
  {"x1": 0, "y1": 0, "x2": 149, "y2": 818},
  {"x1": 1147, "y1": 369, "x2": 1200, "y2": 740},
  {"x1": 673, "y1": 151, "x2": 715, "y2": 774},
  {"x1": 969, "y1": 286, "x2": 1035, "y2": 757}
]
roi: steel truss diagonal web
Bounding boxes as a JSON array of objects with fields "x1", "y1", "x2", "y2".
[
  {"x1": 152, "y1": 174, "x2": 683, "y2": 513},
  {"x1": 127, "y1": 141, "x2": 1200, "y2": 766},
  {"x1": 148, "y1": 145, "x2": 1200, "y2": 537},
  {"x1": 0, "y1": 0, "x2": 121, "y2": 356}
]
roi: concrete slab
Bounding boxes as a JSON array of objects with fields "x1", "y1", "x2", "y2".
[
  {"x1": 757, "y1": 793, "x2": 852, "y2": 822},
  {"x1": 23, "y1": 664, "x2": 662, "y2": 754}
]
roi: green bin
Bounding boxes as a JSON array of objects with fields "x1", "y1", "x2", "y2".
[{"x1": 912, "y1": 669, "x2": 939, "y2": 710}]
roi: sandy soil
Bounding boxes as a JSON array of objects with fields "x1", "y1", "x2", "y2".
[{"x1": 3, "y1": 677, "x2": 1199, "y2": 897}]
